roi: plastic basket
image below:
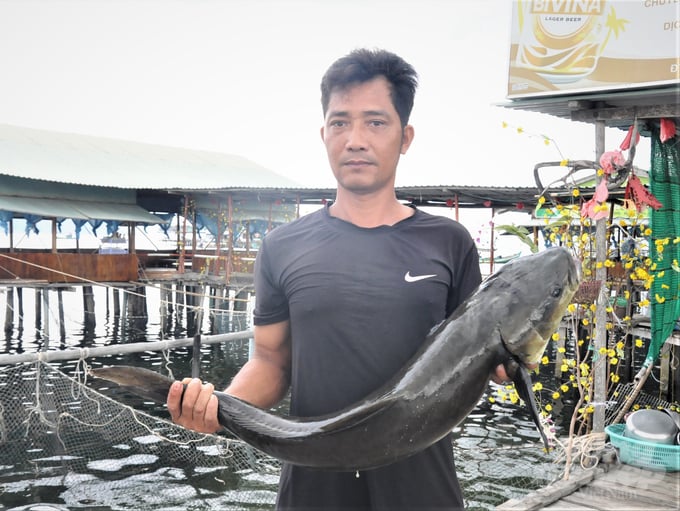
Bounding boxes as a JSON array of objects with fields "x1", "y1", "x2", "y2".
[{"x1": 605, "y1": 424, "x2": 680, "y2": 472}]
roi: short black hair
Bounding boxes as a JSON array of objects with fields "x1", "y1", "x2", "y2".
[{"x1": 320, "y1": 48, "x2": 418, "y2": 128}]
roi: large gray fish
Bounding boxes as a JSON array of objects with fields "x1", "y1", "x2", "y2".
[{"x1": 91, "y1": 247, "x2": 580, "y2": 471}]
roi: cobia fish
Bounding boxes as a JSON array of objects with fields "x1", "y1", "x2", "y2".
[{"x1": 90, "y1": 247, "x2": 580, "y2": 471}]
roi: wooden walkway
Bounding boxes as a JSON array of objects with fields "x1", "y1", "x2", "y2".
[{"x1": 497, "y1": 464, "x2": 679, "y2": 510}]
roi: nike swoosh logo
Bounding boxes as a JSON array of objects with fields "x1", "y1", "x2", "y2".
[{"x1": 404, "y1": 271, "x2": 437, "y2": 283}]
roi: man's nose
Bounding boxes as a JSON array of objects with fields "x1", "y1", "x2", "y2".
[{"x1": 345, "y1": 124, "x2": 368, "y2": 151}]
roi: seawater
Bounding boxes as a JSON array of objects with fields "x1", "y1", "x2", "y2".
[{"x1": 0, "y1": 284, "x2": 564, "y2": 510}]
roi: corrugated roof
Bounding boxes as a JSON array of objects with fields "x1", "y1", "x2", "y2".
[
  {"x1": 0, "y1": 174, "x2": 165, "y2": 224},
  {"x1": 0, "y1": 123, "x2": 300, "y2": 190},
  {"x1": 0, "y1": 195, "x2": 163, "y2": 224}
]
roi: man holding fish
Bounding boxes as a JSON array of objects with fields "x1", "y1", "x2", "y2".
[{"x1": 167, "y1": 48, "x2": 518, "y2": 510}]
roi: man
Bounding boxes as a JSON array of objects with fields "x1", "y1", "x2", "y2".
[{"x1": 168, "y1": 48, "x2": 508, "y2": 510}]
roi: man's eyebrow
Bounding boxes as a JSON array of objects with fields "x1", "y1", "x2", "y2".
[
  {"x1": 327, "y1": 110, "x2": 350, "y2": 118},
  {"x1": 362, "y1": 109, "x2": 390, "y2": 117},
  {"x1": 326, "y1": 109, "x2": 390, "y2": 118}
]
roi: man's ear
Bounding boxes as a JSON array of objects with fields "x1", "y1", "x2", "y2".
[{"x1": 401, "y1": 125, "x2": 414, "y2": 154}]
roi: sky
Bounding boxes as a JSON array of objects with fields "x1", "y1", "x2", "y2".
[{"x1": 0, "y1": 0, "x2": 648, "y2": 190}]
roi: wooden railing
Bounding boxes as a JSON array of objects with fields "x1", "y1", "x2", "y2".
[{"x1": 0, "y1": 252, "x2": 139, "y2": 283}]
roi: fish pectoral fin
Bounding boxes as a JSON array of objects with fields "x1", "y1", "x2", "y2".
[{"x1": 512, "y1": 364, "x2": 551, "y2": 450}]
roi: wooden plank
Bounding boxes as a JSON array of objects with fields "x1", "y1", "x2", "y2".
[
  {"x1": 588, "y1": 478, "x2": 676, "y2": 507},
  {"x1": 497, "y1": 465, "x2": 680, "y2": 510},
  {"x1": 543, "y1": 500, "x2": 595, "y2": 510},
  {"x1": 563, "y1": 487, "x2": 677, "y2": 510},
  {"x1": 496, "y1": 470, "x2": 599, "y2": 510},
  {"x1": 596, "y1": 467, "x2": 680, "y2": 501}
]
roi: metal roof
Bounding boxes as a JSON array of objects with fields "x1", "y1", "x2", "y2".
[
  {"x1": 0, "y1": 174, "x2": 164, "y2": 224},
  {"x1": 0, "y1": 123, "x2": 300, "y2": 190},
  {"x1": 194, "y1": 183, "x2": 620, "y2": 211},
  {"x1": 500, "y1": 84, "x2": 680, "y2": 131}
]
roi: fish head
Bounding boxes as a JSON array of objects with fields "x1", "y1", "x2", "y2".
[{"x1": 483, "y1": 247, "x2": 581, "y2": 366}]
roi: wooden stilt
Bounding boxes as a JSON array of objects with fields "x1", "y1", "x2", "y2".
[
  {"x1": 83, "y1": 285, "x2": 96, "y2": 331},
  {"x1": 4, "y1": 287, "x2": 13, "y2": 334},
  {"x1": 42, "y1": 287, "x2": 50, "y2": 344},
  {"x1": 16, "y1": 287, "x2": 23, "y2": 329},
  {"x1": 58, "y1": 288, "x2": 66, "y2": 341},
  {"x1": 113, "y1": 287, "x2": 120, "y2": 317},
  {"x1": 34, "y1": 288, "x2": 42, "y2": 339}
]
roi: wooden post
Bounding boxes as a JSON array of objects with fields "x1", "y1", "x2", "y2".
[
  {"x1": 51, "y1": 219, "x2": 57, "y2": 254},
  {"x1": 226, "y1": 194, "x2": 234, "y2": 283},
  {"x1": 175, "y1": 282, "x2": 185, "y2": 323},
  {"x1": 593, "y1": 119, "x2": 607, "y2": 434},
  {"x1": 113, "y1": 287, "x2": 121, "y2": 317},
  {"x1": 34, "y1": 288, "x2": 42, "y2": 339},
  {"x1": 178, "y1": 196, "x2": 189, "y2": 274},
  {"x1": 4, "y1": 287, "x2": 13, "y2": 335},
  {"x1": 42, "y1": 287, "x2": 50, "y2": 345},
  {"x1": 58, "y1": 288, "x2": 66, "y2": 341},
  {"x1": 83, "y1": 285, "x2": 96, "y2": 333},
  {"x1": 129, "y1": 222, "x2": 136, "y2": 254},
  {"x1": 16, "y1": 287, "x2": 23, "y2": 330}
]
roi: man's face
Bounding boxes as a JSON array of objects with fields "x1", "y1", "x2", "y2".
[{"x1": 320, "y1": 76, "x2": 414, "y2": 195}]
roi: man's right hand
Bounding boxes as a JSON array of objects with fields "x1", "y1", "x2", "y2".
[{"x1": 167, "y1": 378, "x2": 221, "y2": 434}]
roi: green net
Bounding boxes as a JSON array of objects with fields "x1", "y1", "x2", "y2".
[{"x1": 647, "y1": 128, "x2": 680, "y2": 366}]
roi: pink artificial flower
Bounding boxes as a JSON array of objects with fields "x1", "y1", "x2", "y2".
[
  {"x1": 599, "y1": 149, "x2": 625, "y2": 175},
  {"x1": 580, "y1": 179, "x2": 610, "y2": 221},
  {"x1": 620, "y1": 125, "x2": 640, "y2": 150},
  {"x1": 660, "y1": 118, "x2": 676, "y2": 143}
]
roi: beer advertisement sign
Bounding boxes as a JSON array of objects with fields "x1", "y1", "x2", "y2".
[{"x1": 508, "y1": 0, "x2": 680, "y2": 98}]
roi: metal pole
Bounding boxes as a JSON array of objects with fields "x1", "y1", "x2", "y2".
[
  {"x1": 0, "y1": 329, "x2": 254, "y2": 365},
  {"x1": 593, "y1": 119, "x2": 607, "y2": 433}
]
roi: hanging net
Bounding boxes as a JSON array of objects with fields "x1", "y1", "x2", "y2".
[
  {"x1": 0, "y1": 361, "x2": 280, "y2": 510},
  {"x1": 646, "y1": 128, "x2": 680, "y2": 366}
]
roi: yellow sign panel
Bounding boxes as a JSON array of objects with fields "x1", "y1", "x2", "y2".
[{"x1": 508, "y1": 0, "x2": 680, "y2": 98}]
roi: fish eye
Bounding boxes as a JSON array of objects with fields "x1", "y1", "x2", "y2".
[{"x1": 551, "y1": 286, "x2": 563, "y2": 298}]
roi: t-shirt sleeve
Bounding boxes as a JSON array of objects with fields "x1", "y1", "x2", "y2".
[
  {"x1": 446, "y1": 234, "x2": 482, "y2": 316},
  {"x1": 252, "y1": 237, "x2": 290, "y2": 326}
]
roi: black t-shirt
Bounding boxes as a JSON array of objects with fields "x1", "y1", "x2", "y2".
[
  {"x1": 253, "y1": 205, "x2": 481, "y2": 417},
  {"x1": 252, "y1": 205, "x2": 481, "y2": 510}
]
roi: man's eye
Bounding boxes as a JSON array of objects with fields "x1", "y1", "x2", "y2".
[{"x1": 369, "y1": 120, "x2": 385, "y2": 127}]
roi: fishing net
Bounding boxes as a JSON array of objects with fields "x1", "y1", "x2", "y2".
[
  {"x1": 647, "y1": 128, "x2": 680, "y2": 367},
  {"x1": 0, "y1": 360, "x2": 280, "y2": 510},
  {"x1": 0, "y1": 360, "x2": 571, "y2": 511}
]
